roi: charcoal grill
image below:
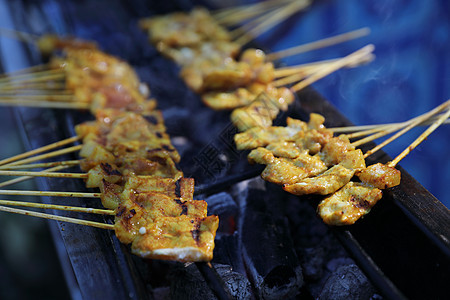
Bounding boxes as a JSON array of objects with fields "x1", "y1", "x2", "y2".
[{"x1": 0, "y1": 0, "x2": 448, "y2": 299}]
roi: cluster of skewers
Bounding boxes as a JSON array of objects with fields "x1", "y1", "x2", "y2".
[
  {"x1": 0, "y1": 1, "x2": 447, "y2": 271},
  {"x1": 235, "y1": 100, "x2": 450, "y2": 225},
  {"x1": 0, "y1": 32, "x2": 221, "y2": 261},
  {"x1": 139, "y1": 2, "x2": 374, "y2": 131}
]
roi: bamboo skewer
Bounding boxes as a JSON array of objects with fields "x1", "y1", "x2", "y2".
[
  {"x1": 0, "y1": 27, "x2": 39, "y2": 44},
  {"x1": 0, "y1": 160, "x2": 80, "y2": 170},
  {"x1": 0, "y1": 165, "x2": 70, "y2": 188},
  {"x1": 273, "y1": 54, "x2": 374, "y2": 87},
  {"x1": 0, "y1": 189, "x2": 100, "y2": 198},
  {"x1": 350, "y1": 100, "x2": 450, "y2": 155},
  {"x1": 0, "y1": 100, "x2": 89, "y2": 109},
  {"x1": 0, "y1": 205, "x2": 115, "y2": 230},
  {"x1": 212, "y1": 0, "x2": 292, "y2": 23},
  {"x1": 233, "y1": 0, "x2": 310, "y2": 46},
  {"x1": 0, "y1": 170, "x2": 87, "y2": 179},
  {"x1": 0, "y1": 144, "x2": 82, "y2": 168},
  {"x1": 0, "y1": 68, "x2": 64, "y2": 84},
  {"x1": 388, "y1": 105, "x2": 450, "y2": 167},
  {"x1": 266, "y1": 27, "x2": 371, "y2": 61},
  {"x1": 215, "y1": 0, "x2": 293, "y2": 26},
  {"x1": 0, "y1": 200, "x2": 113, "y2": 215},
  {"x1": 0, "y1": 136, "x2": 80, "y2": 166},
  {"x1": 330, "y1": 114, "x2": 450, "y2": 133},
  {"x1": 290, "y1": 44, "x2": 374, "y2": 93}
]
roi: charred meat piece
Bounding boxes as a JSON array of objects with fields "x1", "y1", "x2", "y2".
[
  {"x1": 234, "y1": 125, "x2": 299, "y2": 150},
  {"x1": 283, "y1": 164, "x2": 355, "y2": 196},
  {"x1": 283, "y1": 149, "x2": 365, "y2": 196},
  {"x1": 317, "y1": 182, "x2": 383, "y2": 226},
  {"x1": 357, "y1": 163, "x2": 401, "y2": 189},
  {"x1": 231, "y1": 92, "x2": 293, "y2": 132},
  {"x1": 249, "y1": 148, "x2": 327, "y2": 185},
  {"x1": 130, "y1": 215, "x2": 219, "y2": 262}
]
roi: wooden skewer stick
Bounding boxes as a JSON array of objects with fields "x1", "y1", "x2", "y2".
[
  {"x1": 212, "y1": 0, "x2": 291, "y2": 21},
  {"x1": 0, "y1": 200, "x2": 113, "y2": 215},
  {"x1": 330, "y1": 114, "x2": 450, "y2": 133},
  {"x1": 0, "y1": 205, "x2": 115, "y2": 230},
  {"x1": 228, "y1": 1, "x2": 292, "y2": 40},
  {"x1": 0, "y1": 165, "x2": 69, "y2": 188},
  {"x1": 273, "y1": 53, "x2": 375, "y2": 87},
  {"x1": 290, "y1": 44, "x2": 374, "y2": 93},
  {"x1": 0, "y1": 136, "x2": 80, "y2": 166},
  {"x1": 0, "y1": 83, "x2": 66, "y2": 91},
  {"x1": 0, "y1": 27, "x2": 39, "y2": 44},
  {"x1": 273, "y1": 53, "x2": 375, "y2": 78},
  {"x1": 0, "y1": 189, "x2": 100, "y2": 198},
  {"x1": 388, "y1": 104, "x2": 450, "y2": 167},
  {"x1": 0, "y1": 170, "x2": 87, "y2": 179},
  {"x1": 0, "y1": 160, "x2": 80, "y2": 170},
  {"x1": 215, "y1": 0, "x2": 293, "y2": 26},
  {"x1": 274, "y1": 59, "x2": 337, "y2": 78},
  {"x1": 0, "y1": 68, "x2": 62, "y2": 83},
  {"x1": 346, "y1": 122, "x2": 405, "y2": 139},
  {"x1": 0, "y1": 89, "x2": 71, "y2": 95},
  {"x1": 0, "y1": 64, "x2": 51, "y2": 79},
  {"x1": 0, "y1": 99, "x2": 89, "y2": 109},
  {"x1": 233, "y1": 0, "x2": 310, "y2": 46},
  {"x1": 355, "y1": 100, "x2": 450, "y2": 157},
  {"x1": 266, "y1": 27, "x2": 371, "y2": 61},
  {"x1": 0, "y1": 95, "x2": 75, "y2": 101},
  {"x1": 0, "y1": 144, "x2": 82, "y2": 168},
  {"x1": 0, "y1": 72, "x2": 65, "y2": 86}
]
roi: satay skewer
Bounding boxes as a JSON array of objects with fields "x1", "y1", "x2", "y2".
[
  {"x1": 0, "y1": 135, "x2": 80, "y2": 166},
  {"x1": 0, "y1": 160, "x2": 80, "y2": 170},
  {"x1": 212, "y1": 0, "x2": 294, "y2": 24},
  {"x1": 232, "y1": 0, "x2": 311, "y2": 46},
  {"x1": 290, "y1": 44, "x2": 374, "y2": 93},
  {"x1": 0, "y1": 165, "x2": 70, "y2": 188},
  {"x1": 266, "y1": 27, "x2": 371, "y2": 61},
  {"x1": 0, "y1": 200, "x2": 112, "y2": 214},
  {"x1": 0, "y1": 189, "x2": 99, "y2": 198},
  {"x1": 318, "y1": 104, "x2": 450, "y2": 226},
  {"x1": 0, "y1": 145, "x2": 82, "y2": 168},
  {"x1": 0, "y1": 205, "x2": 114, "y2": 229},
  {"x1": 329, "y1": 115, "x2": 450, "y2": 133},
  {"x1": 388, "y1": 104, "x2": 450, "y2": 167},
  {"x1": 0, "y1": 170, "x2": 87, "y2": 179}
]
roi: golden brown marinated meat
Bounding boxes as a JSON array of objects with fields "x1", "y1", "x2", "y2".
[
  {"x1": 265, "y1": 141, "x2": 304, "y2": 159},
  {"x1": 130, "y1": 215, "x2": 219, "y2": 262},
  {"x1": 50, "y1": 48, "x2": 155, "y2": 113},
  {"x1": 139, "y1": 7, "x2": 231, "y2": 50},
  {"x1": 114, "y1": 191, "x2": 208, "y2": 244},
  {"x1": 37, "y1": 34, "x2": 99, "y2": 56},
  {"x1": 248, "y1": 148, "x2": 327, "y2": 185},
  {"x1": 318, "y1": 135, "x2": 355, "y2": 166},
  {"x1": 122, "y1": 176, "x2": 195, "y2": 200},
  {"x1": 202, "y1": 83, "x2": 292, "y2": 111},
  {"x1": 283, "y1": 164, "x2": 354, "y2": 196},
  {"x1": 234, "y1": 125, "x2": 299, "y2": 150},
  {"x1": 231, "y1": 92, "x2": 294, "y2": 131},
  {"x1": 317, "y1": 182, "x2": 383, "y2": 226},
  {"x1": 76, "y1": 109, "x2": 181, "y2": 179},
  {"x1": 356, "y1": 163, "x2": 401, "y2": 189},
  {"x1": 282, "y1": 149, "x2": 366, "y2": 196},
  {"x1": 108, "y1": 171, "x2": 219, "y2": 262}
]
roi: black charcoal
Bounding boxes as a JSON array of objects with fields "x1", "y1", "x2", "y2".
[
  {"x1": 318, "y1": 264, "x2": 377, "y2": 300},
  {"x1": 238, "y1": 184, "x2": 303, "y2": 299}
]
